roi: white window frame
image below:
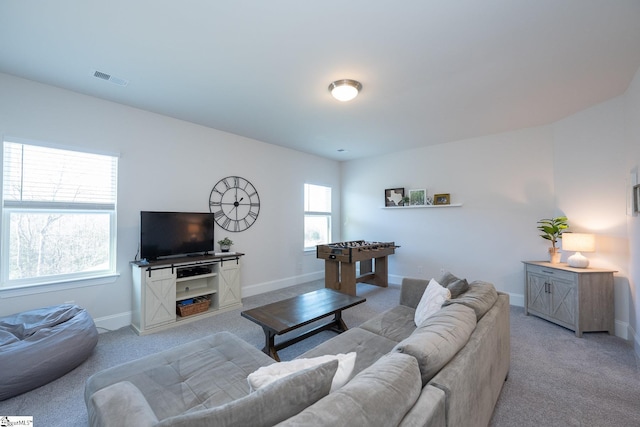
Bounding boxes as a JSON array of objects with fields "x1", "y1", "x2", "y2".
[
  {"x1": 304, "y1": 183, "x2": 332, "y2": 251},
  {"x1": 1, "y1": 137, "x2": 119, "y2": 293}
]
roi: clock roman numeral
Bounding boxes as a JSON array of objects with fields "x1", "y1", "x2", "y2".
[
  {"x1": 222, "y1": 217, "x2": 231, "y2": 230},
  {"x1": 213, "y1": 210, "x2": 225, "y2": 219}
]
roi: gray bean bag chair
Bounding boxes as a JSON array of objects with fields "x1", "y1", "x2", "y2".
[{"x1": 0, "y1": 303, "x2": 98, "y2": 400}]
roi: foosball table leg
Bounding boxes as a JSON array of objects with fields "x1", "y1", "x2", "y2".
[
  {"x1": 340, "y1": 262, "x2": 357, "y2": 296},
  {"x1": 372, "y1": 256, "x2": 389, "y2": 288},
  {"x1": 325, "y1": 261, "x2": 340, "y2": 292}
]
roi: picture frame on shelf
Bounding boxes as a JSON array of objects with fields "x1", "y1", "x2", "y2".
[
  {"x1": 385, "y1": 188, "x2": 405, "y2": 206},
  {"x1": 408, "y1": 189, "x2": 427, "y2": 206},
  {"x1": 433, "y1": 193, "x2": 451, "y2": 205}
]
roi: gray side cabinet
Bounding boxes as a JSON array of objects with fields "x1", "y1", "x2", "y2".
[{"x1": 523, "y1": 261, "x2": 615, "y2": 337}]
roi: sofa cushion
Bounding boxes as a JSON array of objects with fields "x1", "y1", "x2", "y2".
[
  {"x1": 85, "y1": 332, "x2": 276, "y2": 421},
  {"x1": 155, "y1": 360, "x2": 339, "y2": 427},
  {"x1": 393, "y1": 304, "x2": 477, "y2": 386},
  {"x1": 399, "y1": 277, "x2": 430, "y2": 309},
  {"x1": 277, "y1": 353, "x2": 422, "y2": 427},
  {"x1": 437, "y1": 271, "x2": 470, "y2": 299},
  {"x1": 358, "y1": 305, "x2": 417, "y2": 342},
  {"x1": 248, "y1": 352, "x2": 356, "y2": 392},
  {"x1": 414, "y1": 278, "x2": 451, "y2": 326},
  {"x1": 442, "y1": 280, "x2": 498, "y2": 320},
  {"x1": 298, "y1": 328, "x2": 398, "y2": 376},
  {"x1": 88, "y1": 381, "x2": 159, "y2": 427}
]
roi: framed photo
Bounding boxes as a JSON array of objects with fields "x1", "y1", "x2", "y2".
[
  {"x1": 634, "y1": 184, "x2": 640, "y2": 214},
  {"x1": 385, "y1": 188, "x2": 405, "y2": 206},
  {"x1": 408, "y1": 189, "x2": 427, "y2": 206},
  {"x1": 433, "y1": 193, "x2": 450, "y2": 205}
]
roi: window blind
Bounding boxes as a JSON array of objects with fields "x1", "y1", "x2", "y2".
[{"x1": 3, "y1": 141, "x2": 117, "y2": 209}]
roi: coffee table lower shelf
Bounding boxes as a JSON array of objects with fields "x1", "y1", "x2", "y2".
[{"x1": 241, "y1": 288, "x2": 366, "y2": 361}]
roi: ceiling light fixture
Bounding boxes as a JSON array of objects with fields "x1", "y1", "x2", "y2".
[{"x1": 329, "y1": 79, "x2": 362, "y2": 102}]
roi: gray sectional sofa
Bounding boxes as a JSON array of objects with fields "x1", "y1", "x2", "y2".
[{"x1": 85, "y1": 274, "x2": 510, "y2": 427}]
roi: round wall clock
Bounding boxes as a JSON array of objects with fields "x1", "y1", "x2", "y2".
[{"x1": 209, "y1": 176, "x2": 260, "y2": 232}]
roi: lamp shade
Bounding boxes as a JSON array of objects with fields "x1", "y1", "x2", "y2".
[
  {"x1": 562, "y1": 233, "x2": 595, "y2": 252},
  {"x1": 562, "y1": 233, "x2": 595, "y2": 268}
]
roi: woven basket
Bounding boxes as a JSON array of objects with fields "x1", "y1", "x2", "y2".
[{"x1": 177, "y1": 297, "x2": 211, "y2": 317}]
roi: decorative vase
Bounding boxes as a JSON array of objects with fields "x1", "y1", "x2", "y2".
[
  {"x1": 220, "y1": 245, "x2": 230, "y2": 252},
  {"x1": 548, "y1": 247, "x2": 561, "y2": 264}
]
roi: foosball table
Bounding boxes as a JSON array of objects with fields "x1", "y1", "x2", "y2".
[{"x1": 316, "y1": 240, "x2": 399, "y2": 296}]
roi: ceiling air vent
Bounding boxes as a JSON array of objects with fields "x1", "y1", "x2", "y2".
[{"x1": 91, "y1": 69, "x2": 129, "y2": 87}]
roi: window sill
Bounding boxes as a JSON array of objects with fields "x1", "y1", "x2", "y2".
[{"x1": 0, "y1": 273, "x2": 120, "y2": 298}]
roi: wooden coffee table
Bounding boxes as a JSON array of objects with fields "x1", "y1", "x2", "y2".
[{"x1": 241, "y1": 288, "x2": 366, "y2": 361}]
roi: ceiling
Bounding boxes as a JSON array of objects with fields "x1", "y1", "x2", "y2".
[{"x1": 1, "y1": 1, "x2": 640, "y2": 161}]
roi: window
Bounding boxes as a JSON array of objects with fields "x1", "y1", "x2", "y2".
[
  {"x1": 2, "y1": 139, "x2": 118, "y2": 289},
  {"x1": 304, "y1": 183, "x2": 331, "y2": 250}
]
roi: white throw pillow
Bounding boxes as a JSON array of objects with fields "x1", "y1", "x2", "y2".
[
  {"x1": 414, "y1": 278, "x2": 451, "y2": 326},
  {"x1": 248, "y1": 352, "x2": 356, "y2": 393}
]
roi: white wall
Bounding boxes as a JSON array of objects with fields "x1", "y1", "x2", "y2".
[
  {"x1": 2, "y1": 67, "x2": 639, "y2": 350},
  {"x1": 624, "y1": 66, "x2": 640, "y2": 353},
  {"x1": 0, "y1": 73, "x2": 340, "y2": 329},
  {"x1": 551, "y1": 96, "x2": 631, "y2": 337},
  {"x1": 341, "y1": 87, "x2": 636, "y2": 340},
  {"x1": 341, "y1": 125, "x2": 557, "y2": 307}
]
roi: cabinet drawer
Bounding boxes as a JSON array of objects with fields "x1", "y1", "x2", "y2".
[
  {"x1": 145, "y1": 266, "x2": 175, "y2": 279},
  {"x1": 526, "y1": 264, "x2": 574, "y2": 282}
]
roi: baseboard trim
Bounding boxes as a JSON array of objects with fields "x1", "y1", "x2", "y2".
[
  {"x1": 629, "y1": 324, "x2": 640, "y2": 358},
  {"x1": 94, "y1": 311, "x2": 131, "y2": 333},
  {"x1": 614, "y1": 320, "x2": 630, "y2": 340},
  {"x1": 241, "y1": 271, "x2": 324, "y2": 298},
  {"x1": 508, "y1": 292, "x2": 525, "y2": 307}
]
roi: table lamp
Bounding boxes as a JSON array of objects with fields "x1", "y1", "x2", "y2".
[{"x1": 561, "y1": 233, "x2": 595, "y2": 268}]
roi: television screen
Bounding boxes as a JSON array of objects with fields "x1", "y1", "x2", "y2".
[{"x1": 140, "y1": 211, "x2": 215, "y2": 260}]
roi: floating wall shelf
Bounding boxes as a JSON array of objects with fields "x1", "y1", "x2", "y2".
[{"x1": 381, "y1": 203, "x2": 463, "y2": 209}]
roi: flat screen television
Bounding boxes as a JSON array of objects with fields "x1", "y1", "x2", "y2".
[{"x1": 140, "y1": 211, "x2": 215, "y2": 261}]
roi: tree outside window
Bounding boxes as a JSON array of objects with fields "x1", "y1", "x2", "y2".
[{"x1": 2, "y1": 139, "x2": 118, "y2": 288}]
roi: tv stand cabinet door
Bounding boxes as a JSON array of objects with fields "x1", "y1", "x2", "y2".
[
  {"x1": 143, "y1": 268, "x2": 177, "y2": 329},
  {"x1": 218, "y1": 260, "x2": 241, "y2": 309}
]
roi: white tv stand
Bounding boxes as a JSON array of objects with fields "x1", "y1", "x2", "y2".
[{"x1": 130, "y1": 253, "x2": 244, "y2": 335}]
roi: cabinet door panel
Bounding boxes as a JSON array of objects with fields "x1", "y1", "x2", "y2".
[
  {"x1": 550, "y1": 279, "x2": 576, "y2": 326},
  {"x1": 145, "y1": 275, "x2": 176, "y2": 327},
  {"x1": 527, "y1": 274, "x2": 550, "y2": 314},
  {"x1": 219, "y1": 263, "x2": 241, "y2": 308}
]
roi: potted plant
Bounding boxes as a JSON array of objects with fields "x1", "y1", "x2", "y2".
[
  {"x1": 217, "y1": 237, "x2": 233, "y2": 252},
  {"x1": 536, "y1": 216, "x2": 568, "y2": 263}
]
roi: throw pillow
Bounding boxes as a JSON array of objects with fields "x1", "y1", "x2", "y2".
[
  {"x1": 248, "y1": 352, "x2": 356, "y2": 393},
  {"x1": 158, "y1": 360, "x2": 339, "y2": 427},
  {"x1": 414, "y1": 278, "x2": 451, "y2": 327},
  {"x1": 437, "y1": 270, "x2": 470, "y2": 298}
]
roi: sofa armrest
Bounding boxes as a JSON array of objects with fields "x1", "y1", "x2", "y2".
[
  {"x1": 399, "y1": 384, "x2": 446, "y2": 427},
  {"x1": 400, "y1": 277, "x2": 430, "y2": 309},
  {"x1": 87, "y1": 381, "x2": 158, "y2": 427}
]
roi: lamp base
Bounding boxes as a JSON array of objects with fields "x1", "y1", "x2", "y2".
[{"x1": 567, "y1": 252, "x2": 589, "y2": 268}]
